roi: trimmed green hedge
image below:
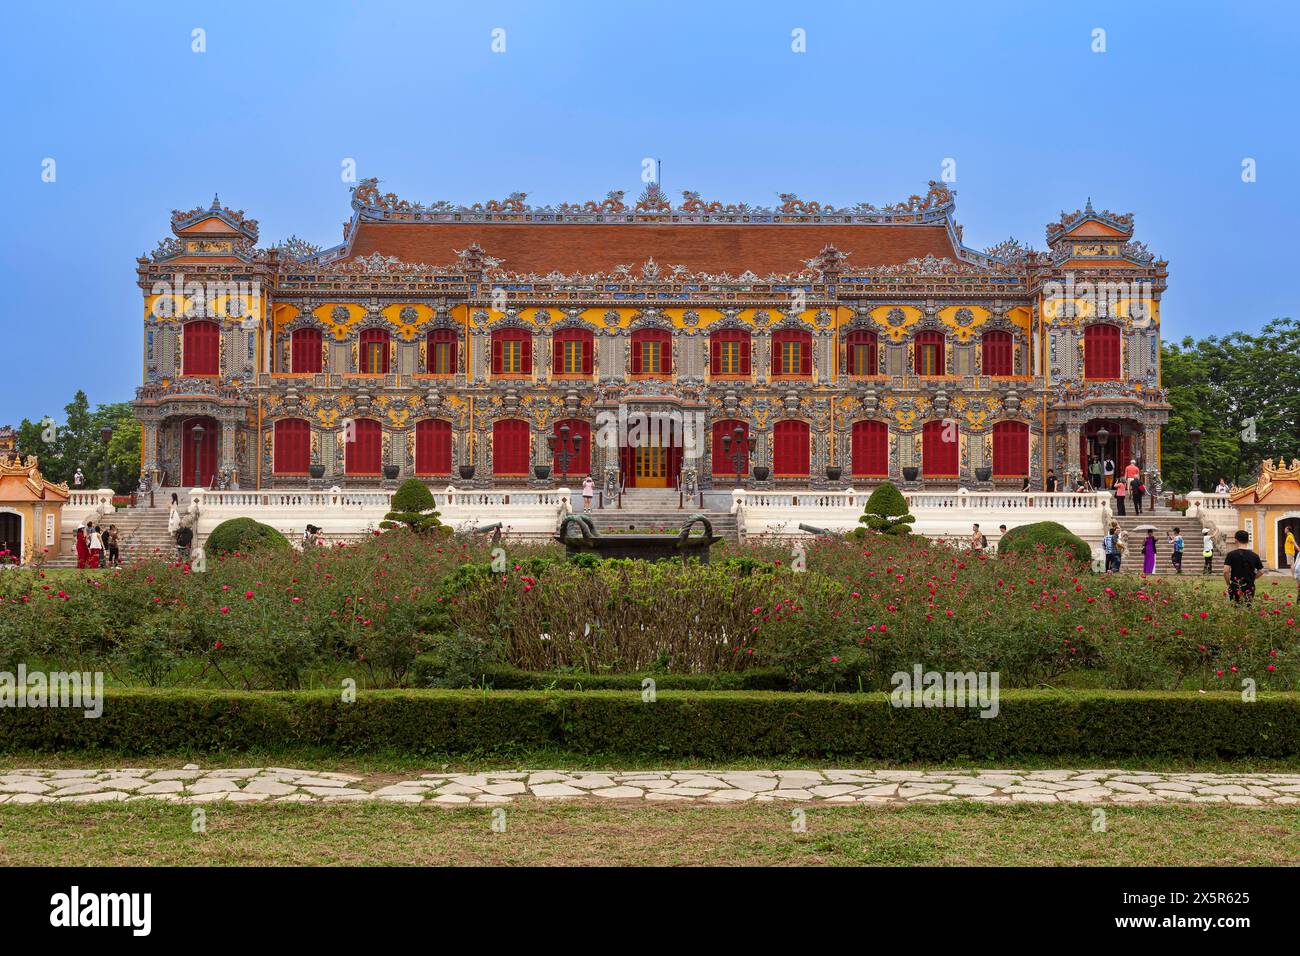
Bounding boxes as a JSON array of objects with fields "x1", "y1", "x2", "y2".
[
  {"x1": 997, "y1": 520, "x2": 1092, "y2": 564},
  {"x1": 205, "y1": 517, "x2": 288, "y2": 555},
  {"x1": 4, "y1": 689, "x2": 1299, "y2": 759},
  {"x1": 411, "y1": 659, "x2": 790, "y2": 691}
]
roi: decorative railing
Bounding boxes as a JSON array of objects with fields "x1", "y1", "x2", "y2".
[
  {"x1": 195, "y1": 487, "x2": 573, "y2": 511},
  {"x1": 734, "y1": 489, "x2": 1106, "y2": 512},
  {"x1": 734, "y1": 490, "x2": 860, "y2": 510}
]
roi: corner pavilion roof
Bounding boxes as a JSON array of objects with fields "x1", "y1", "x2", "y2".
[{"x1": 1229, "y1": 459, "x2": 1300, "y2": 506}]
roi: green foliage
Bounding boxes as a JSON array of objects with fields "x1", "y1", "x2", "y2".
[
  {"x1": 205, "y1": 518, "x2": 289, "y2": 555},
  {"x1": 4, "y1": 688, "x2": 1299, "y2": 759},
  {"x1": 14, "y1": 392, "x2": 141, "y2": 493},
  {"x1": 997, "y1": 521, "x2": 1092, "y2": 565},
  {"x1": 858, "y1": 481, "x2": 916, "y2": 535},
  {"x1": 411, "y1": 661, "x2": 790, "y2": 690},
  {"x1": 380, "y1": 478, "x2": 448, "y2": 534},
  {"x1": 1161, "y1": 318, "x2": 1300, "y2": 491}
]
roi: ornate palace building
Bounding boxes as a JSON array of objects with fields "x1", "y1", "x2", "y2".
[{"x1": 133, "y1": 180, "x2": 1170, "y2": 492}]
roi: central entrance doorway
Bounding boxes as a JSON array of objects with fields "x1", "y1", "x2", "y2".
[
  {"x1": 180, "y1": 416, "x2": 219, "y2": 488},
  {"x1": 617, "y1": 407, "x2": 686, "y2": 489},
  {"x1": 0, "y1": 512, "x2": 21, "y2": 565}
]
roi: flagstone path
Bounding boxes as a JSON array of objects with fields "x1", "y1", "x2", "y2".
[{"x1": 3, "y1": 767, "x2": 1300, "y2": 806}]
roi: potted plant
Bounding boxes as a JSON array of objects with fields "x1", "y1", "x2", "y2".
[
  {"x1": 533, "y1": 464, "x2": 552, "y2": 480},
  {"x1": 752, "y1": 465, "x2": 770, "y2": 482},
  {"x1": 826, "y1": 465, "x2": 843, "y2": 482},
  {"x1": 308, "y1": 464, "x2": 326, "y2": 479},
  {"x1": 383, "y1": 464, "x2": 400, "y2": 480},
  {"x1": 458, "y1": 464, "x2": 476, "y2": 480},
  {"x1": 975, "y1": 466, "x2": 992, "y2": 482},
  {"x1": 902, "y1": 466, "x2": 919, "y2": 481}
]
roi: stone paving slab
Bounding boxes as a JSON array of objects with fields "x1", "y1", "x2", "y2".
[{"x1": 1, "y1": 768, "x2": 1299, "y2": 806}]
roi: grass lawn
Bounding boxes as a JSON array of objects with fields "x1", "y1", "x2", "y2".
[{"x1": 2, "y1": 800, "x2": 1296, "y2": 866}]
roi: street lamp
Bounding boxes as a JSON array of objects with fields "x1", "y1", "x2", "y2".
[
  {"x1": 721, "y1": 426, "x2": 752, "y2": 487},
  {"x1": 191, "y1": 424, "x2": 205, "y2": 487},
  {"x1": 99, "y1": 426, "x2": 113, "y2": 489},
  {"x1": 547, "y1": 425, "x2": 583, "y2": 483},
  {"x1": 1188, "y1": 427, "x2": 1202, "y2": 492}
]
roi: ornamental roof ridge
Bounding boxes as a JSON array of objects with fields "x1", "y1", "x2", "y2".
[
  {"x1": 1046, "y1": 200, "x2": 1135, "y2": 242},
  {"x1": 170, "y1": 194, "x2": 260, "y2": 240},
  {"x1": 347, "y1": 177, "x2": 958, "y2": 225}
]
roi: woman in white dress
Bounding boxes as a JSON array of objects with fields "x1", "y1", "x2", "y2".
[{"x1": 167, "y1": 493, "x2": 180, "y2": 536}]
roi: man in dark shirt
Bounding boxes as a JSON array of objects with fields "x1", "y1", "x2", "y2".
[
  {"x1": 1222, "y1": 530, "x2": 1264, "y2": 603},
  {"x1": 1045, "y1": 470, "x2": 1058, "y2": 493}
]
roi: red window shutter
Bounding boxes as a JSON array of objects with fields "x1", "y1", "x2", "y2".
[
  {"x1": 183, "y1": 320, "x2": 220, "y2": 376},
  {"x1": 630, "y1": 337, "x2": 642, "y2": 374},
  {"x1": 520, "y1": 334, "x2": 532, "y2": 374},
  {"x1": 416, "y1": 419, "x2": 451, "y2": 475},
  {"x1": 923, "y1": 420, "x2": 958, "y2": 476},
  {"x1": 773, "y1": 421, "x2": 809, "y2": 476},
  {"x1": 993, "y1": 421, "x2": 1029, "y2": 477},
  {"x1": 739, "y1": 333, "x2": 751, "y2": 375},
  {"x1": 800, "y1": 335, "x2": 812, "y2": 376},
  {"x1": 852, "y1": 420, "x2": 888, "y2": 477},
  {"x1": 710, "y1": 337, "x2": 721, "y2": 375},
  {"x1": 346, "y1": 419, "x2": 381, "y2": 475},
  {"x1": 771, "y1": 332, "x2": 784, "y2": 375},
  {"x1": 552, "y1": 419, "x2": 591, "y2": 475},
  {"x1": 711, "y1": 420, "x2": 747, "y2": 475},
  {"x1": 661, "y1": 332, "x2": 673, "y2": 375},
  {"x1": 274, "y1": 419, "x2": 310, "y2": 474},
  {"x1": 1085, "y1": 324, "x2": 1121, "y2": 380},
  {"x1": 582, "y1": 335, "x2": 593, "y2": 374},
  {"x1": 982, "y1": 331, "x2": 1012, "y2": 376}
]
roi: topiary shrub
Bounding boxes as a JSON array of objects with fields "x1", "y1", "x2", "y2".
[
  {"x1": 856, "y1": 481, "x2": 916, "y2": 536},
  {"x1": 997, "y1": 520, "x2": 1092, "y2": 565},
  {"x1": 204, "y1": 517, "x2": 289, "y2": 555},
  {"x1": 380, "y1": 479, "x2": 449, "y2": 535}
]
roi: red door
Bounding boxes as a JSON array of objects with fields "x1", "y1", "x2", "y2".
[
  {"x1": 992, "y1": 421, "x2": 1029, "y2": 477},
  {"x1": 415, "y1": 419, "x2": 452, "y2": 476},
  {"x1": 345, "y1": 419, "x2": 382, "y2": 475},
  {"x1": 273, "y1": 418, "x2": 311, "y2": 475},
  {"x1": 493, "y1": 419, "x2": 531, "y2": 476},
  {"x1": 711, "y1": 420, "x2": 748, "y2": 476},
  {"x1": 772, "y1": 420, "x2": 810, "y2": 477},
  {"x1": 922, "y1": 420, "x2": 958, "y2": 477},
  {"x1": 180, "y1": 416, "x2": 219, "y2": 487},
  {"x1": 851, "y1": 420, "x2": 888, "y2": 477}
]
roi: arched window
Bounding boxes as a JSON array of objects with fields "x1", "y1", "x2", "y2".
[
  {"x1": 710, "y1": 329, "x2": 751, "y2": 376},
  {"x1": 772, "y1": 420, "x2": 811, "y2": 476},
  {"x1": 552, "y1": 328, "x2": 594, "y2": 376},
  {"x1": 427, "y1": 328, "x2": 458, "y2": 376},
  {"x1": 992, "y1": 420, "x2": 1029, "y2": 477},
  {"x1": 851, "y1": 420, "x2": 889, "y2": 477},
  {"x1": 491, "y1": 329, "x2": 532, "y2": 375},
  {"x1": 182, "y1": 320, "x2": 220, "y2": 376},
  {"x1": 914, "y1": 331, "x2": 946, "y2": 377},
  {"x1": 273, "y1": 418, "x2": 312, "y2": 474},
  {"x1": 359, "y1": 329, "x2": 390, "y2": 375},
  {"x1": 771, "y1": 329, "x2": 813, "y2": 376},
  {"x1": 415, "y1": 419, "x2": 452, "y2": 476},
  {"x1": 711, "y1": 419, "x2": 749, "y2": 476},
  {"x1": 493, "y1": 419, "x2": 531, "y2": 475},
  {"x1": 922, "y1": 419, "x2": 958, "y2": 477},
  {"x1": 845, "y1": 330, "x2": 879, "y2": 376},
  {"x1": 290, "y1": 328, "x2": 323, "y2": 374},
  {"x1": 551, "y1": 419, "x2": 591, "y2": 476},
  {"x1": 981, "y1": 330, "x2": 1013, "y2": 377},
  {"x1": 344, "y1": 418, "x2": 382, "y2": 475},
  {"x1": 630, "y1": 328, "x2": 672, "y2": 375},
  {"x1": 1084, "y1": 322, "x2": 1122, "y2": 380}
]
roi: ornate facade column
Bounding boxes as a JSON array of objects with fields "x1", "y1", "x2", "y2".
[{"x1": 1065, "y1": 422, "x2": 1082, "y2": 485}]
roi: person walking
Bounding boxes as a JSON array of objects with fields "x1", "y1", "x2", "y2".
[
  {"x1": 176, "y1": 524, "x2": 193, "y2": 563},
  {"x1": 969, "y1": 523, "x2": 988, "y2": 554},
  {"x1": 1169, "y1": 527, "x2": 1184, "y2": 574},
  {"x1": 1223, "y1": 530, "x2": 1264, "y2": 604},
  {"x1": 581, "y1": 475, "x2": 595, "y2": 512},
  {"x1": 1293, "y1": 545, "x2": 1300, "y2": 602},
  {"x1": 74, "y1": 523, "x2": 88, "y2": 570},
  {"x1": 86, "y1": 523, "x2": 103, "y2": 569},
  {"x1": 1103, "y1": 457, "x2": 1116, "y2": 489},
  {"x1": 167, "y1": 493, "x2": 180, "y2": 537},
  {"x1": 1089, "y1": 457, "x2": 1103, "y2": 489},
  {"x1": 105, "y1": 524, "x2": 121, "y2": 567},
  {"x1": 73, "y1": 468, "x2": 84, "y2": 488},
  {"x1": 1284, "y1": 527, "x2": 1297, "y2": 569},
  {"x1": 1202, "y1": 529, "x2": 1215, "y2": 574},
  {"x1": 1114, "y1": 475, "x2": 1127, "y2": 515},
  {"x1": 1132, "y1": 475, "x2": 1145, "y2": 515},
  {"x1": 1101, "y1": 524, "x2": 1118, "y2": 573},
  {"x1": 1124, "y1": 459, "x2": 1140, "y2": 482},
  {"x1": 1142, "y1": 529, "x2": 1157, "y2": 576}
]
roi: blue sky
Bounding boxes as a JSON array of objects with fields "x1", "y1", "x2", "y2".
[{"x1": 2, "y1": 0, "x2": 1297, "y2": 423}]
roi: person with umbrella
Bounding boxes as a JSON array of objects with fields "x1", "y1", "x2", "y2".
[{"x1": 1136, "y1": 526, "x2": 1158, "y2": 575}]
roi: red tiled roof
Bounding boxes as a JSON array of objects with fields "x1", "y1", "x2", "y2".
[{"x1": 346, "y1": 221, "x2": 957, "y2": 275}]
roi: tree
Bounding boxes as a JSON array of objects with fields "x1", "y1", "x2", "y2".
[
  {"x1": 11, "y1": 392, "x2": 141, "y2": 493},
  {"x1": 856, "y1": 481, "x2": 915, "y2": 536},
  {"x1": 380, "y1": 479, "x2": 449, "y2": 534}
]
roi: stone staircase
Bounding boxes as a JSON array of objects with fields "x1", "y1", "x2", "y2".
[
  {"x1": 45, "y1": 497, "x2": 181, "y2": 568},
  {"x1": 1110, "y1": 499, "x2": 1207, "y2": 576},
  {"x1": 580, "y1": 489, "x2": 739, "y2": 542}
]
